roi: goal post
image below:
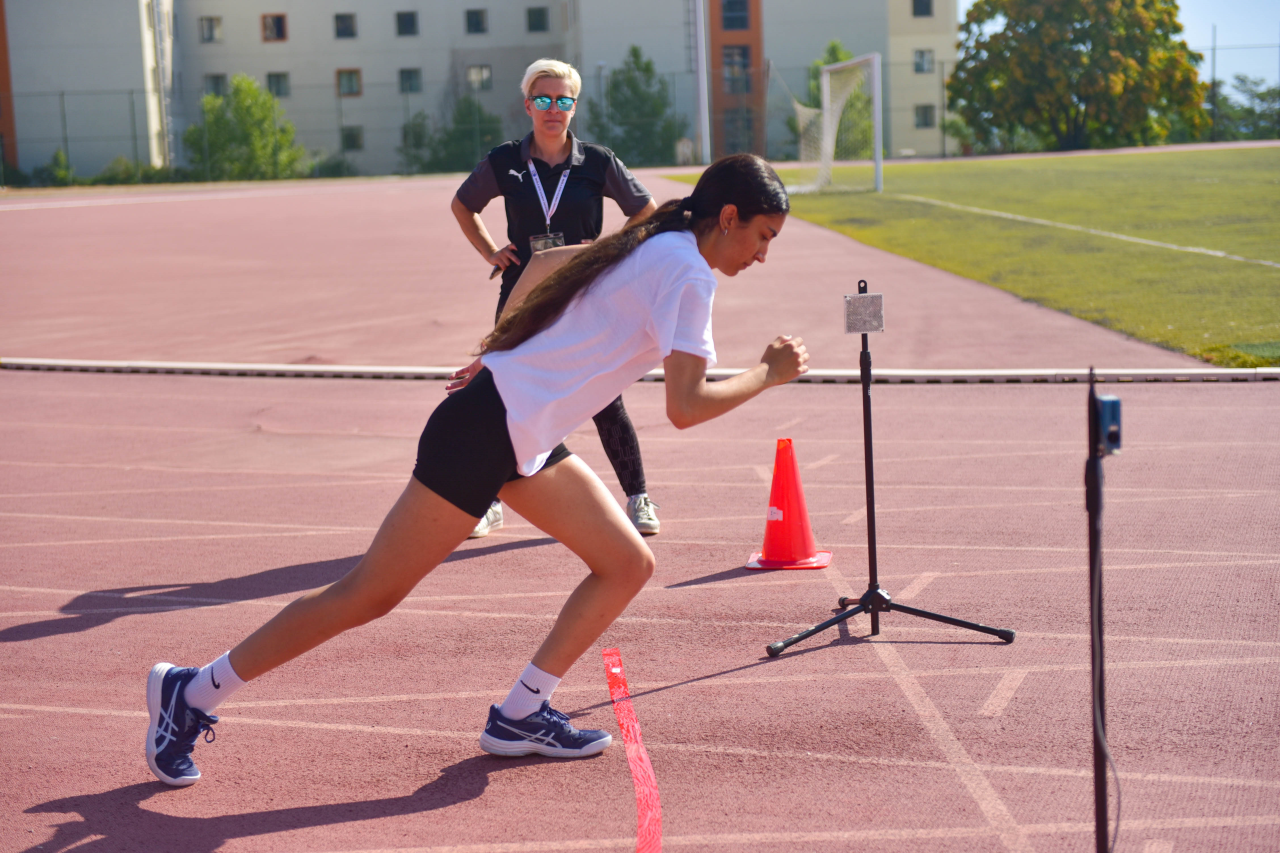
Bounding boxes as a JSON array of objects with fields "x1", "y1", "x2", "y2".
[
  {"x1": 777, "y1": 51, "x2": 882, "y2": 194},
  {"x1": 819, "y1": 53, "x2": 883, "y2": 193}
]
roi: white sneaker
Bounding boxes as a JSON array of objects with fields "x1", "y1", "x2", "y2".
[
  {"x1": 626, "y1": 494, "x2": 660, "y2": 536},
  {"x1": 469, "y1": 503, "x2": 504, "y2": 539}
]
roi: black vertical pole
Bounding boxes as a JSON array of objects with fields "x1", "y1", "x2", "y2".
[
  {"x1": 1086, "y1": 369, "x2": 1107, "y2": 853},
  {"x1": 858, "y1": 279, "x2": 881, "y2": 635}
]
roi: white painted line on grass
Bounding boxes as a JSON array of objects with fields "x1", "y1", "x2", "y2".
[{"x1": 894, "y1": 193, "x2": 1280, "y2": 270}]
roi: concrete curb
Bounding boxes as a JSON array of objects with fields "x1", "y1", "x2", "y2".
[{"x1": 3, "y1": 358, "x2": 1276, "y2": 384}]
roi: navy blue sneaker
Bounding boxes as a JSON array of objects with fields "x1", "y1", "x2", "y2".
[
  {"x1": 479, "y1": 701, "x2": 612, "y2": 758},
  {"x1": 146, "y1": 663, "x2": 218, "y2": 786}
]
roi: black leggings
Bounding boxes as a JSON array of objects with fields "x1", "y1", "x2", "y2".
[
  {"x1": 592, "y1": 395, "x2": 646, "y2": 497},
  {"x1": 496, "y1": 286, "x2": 647, "y2": 498}
]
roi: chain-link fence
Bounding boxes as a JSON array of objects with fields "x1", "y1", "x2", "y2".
[{"x1": 5, "y1": 48, "x2": 1275, "y2": 183}]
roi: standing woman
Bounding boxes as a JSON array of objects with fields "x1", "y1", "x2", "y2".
[
  {"x1": 145, "y1": 154, "x2": 806, "y2": 786},
  {"x1": 451, "y1": 59, "x2": 662, "y2": 539}
]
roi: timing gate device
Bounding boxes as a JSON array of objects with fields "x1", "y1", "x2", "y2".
[{"x1": 765, "y1": 280, "x2": 1016, "y2": 656}]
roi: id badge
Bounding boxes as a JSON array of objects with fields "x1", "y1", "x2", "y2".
[{"x1": 529, "y1": 232, "x2": 565, "y2": 253}]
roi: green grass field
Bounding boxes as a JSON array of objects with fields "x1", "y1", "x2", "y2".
[{"x1": 673, "y1": 147, "x2": 1280, "y2": 366}]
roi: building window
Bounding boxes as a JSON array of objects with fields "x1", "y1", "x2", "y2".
[
  {"x1": 335, "y1": 13, "x2": 357, "y2": 38},
  {"x1": 915, "y1": 104, "x2": 936, "y2": 128},
  {"x1": 527, "y1": 7, "x2": 549, "y2": 31},
  {"x1": 913, "y1": 49, "x2": 934, "y2": 74},
  {"x1": 912, "y1": 0, "x2": 933, "y2": 17},
  {"x1": 262, "y1": 14, "x2": 286, "y2": 41},
  {"x1": 341, "y1": 126, "x2": 364, "y2": 152},
  {"x1": 267, "y1": 73, "x2": 290, "y2": 97},
  {"x1": 722, "y1": 45, "x2": 751, "y2": 94},
  {"x1": 198, "y1": 16, "x2": 222, "y2": 43},
  {"x1": 722, "y1": 0, "x2": 748, "y2": 30},
  {"x1": 337, "y1": 69, "x2": 362, "y2": 97},
  {"x1": 467, "y1": 65, "x2": 493, "y2": 91},
  {"x1": 465, "y1": 9, "x2": 487, "y2": 34},
  {"x1": 399, "y1": 68, "x2": 422, "y2": 93},
  {"x1": 396, "y1": 11, "x2": 418, "y2": 35},
  {"x1": 204, "y1": 74, "x2": 228, "y2": 96}
]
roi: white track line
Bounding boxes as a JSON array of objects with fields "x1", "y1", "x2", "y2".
[
  {"x1": 804, "y1": 453, "x2": 840, "y2": 470},
  {"x1": 6, "y1": 700, "x2": 1279, "y2": 800},
  {"x1": 893, "y1": 572, "x2": 938, "y2": 601},
  {"x1": 0, "y1": 509, "x2": 372, "y2": 532},
  {"x1": 979, "y1": 670, "x2": 1030, "y2": 717},
  {"x1": 817, "y1": 564, "x2": 1034, "y2": 853},
  {"x1": 893, "y1": 193, "x2": 1280, "y2": 270},
  {"x1": 0, "y1": 530, "x2": 359, "y2": 549},
  {"x1": 314, "y1": 815, "x2": 1280, "y2": 851}
]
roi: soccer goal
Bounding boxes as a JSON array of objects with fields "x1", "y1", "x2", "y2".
[{"x1": 785, "y1": 52, "x2": 883, "y2": 194}]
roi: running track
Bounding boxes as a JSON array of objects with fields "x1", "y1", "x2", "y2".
[{"x1": 1, "y1": 174, "x2": 1276, "y2": 853}]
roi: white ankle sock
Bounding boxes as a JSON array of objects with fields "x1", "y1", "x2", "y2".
[
  {"x1": 498, "y1": 662, "x2": 561, "y2": 720},
  {"x1": 183, "y1": 652, "x2": 247, "y2": 714}
]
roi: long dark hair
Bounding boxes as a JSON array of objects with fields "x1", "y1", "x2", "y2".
[{"x1": 482, "y1": 153, "x2": 789, "y2": 353}]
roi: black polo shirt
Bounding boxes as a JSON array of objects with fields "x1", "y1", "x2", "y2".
[{"x1": 456, "y1": 131, "x2": 652, "y2": 308}]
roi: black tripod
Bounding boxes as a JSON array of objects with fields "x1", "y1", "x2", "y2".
[{"x1": 766, "y1": 281, "x2": 1015, "y2": 657}]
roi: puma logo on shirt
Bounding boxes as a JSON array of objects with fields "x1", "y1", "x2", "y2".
[{"x1": 508, "y1": 169, "x2": 526, "y2": 182}]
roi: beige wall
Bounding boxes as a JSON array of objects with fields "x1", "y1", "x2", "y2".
[{"x1": 886, "y1": 0, "x2": 956, "y2": 156}]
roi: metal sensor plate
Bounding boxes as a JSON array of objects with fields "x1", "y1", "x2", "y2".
[{"x1": 844, "y1": 293, "x2": 884, "y2": 333}]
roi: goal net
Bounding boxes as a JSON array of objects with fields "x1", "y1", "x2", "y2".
[{"x1": 780, "y1": 53, "x2": 883, "y2": 194}]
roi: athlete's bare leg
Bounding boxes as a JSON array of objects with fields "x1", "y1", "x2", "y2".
[
  {"x1": 498, "y1": 455, "x2": 655, "y2": 677},
  {"x1": 228, "y1": 478, "x2": 477, "y2": 681}
]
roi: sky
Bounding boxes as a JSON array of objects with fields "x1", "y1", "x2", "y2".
[{"x1": 958, "y1": 0, "x2": 1280, "y2": 94}]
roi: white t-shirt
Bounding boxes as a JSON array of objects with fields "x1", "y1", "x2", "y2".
[{"x1": 484, "y1": 230, "x2": 718, "y2": 476}]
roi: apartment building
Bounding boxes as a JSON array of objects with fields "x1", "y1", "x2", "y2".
[{"x1": 0, "y1": 0, "x2": 956, "y2": 176}]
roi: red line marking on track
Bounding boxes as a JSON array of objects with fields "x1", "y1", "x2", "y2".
[{"x1": 603, "y1": 648, "x2": 662, "y2": 853}]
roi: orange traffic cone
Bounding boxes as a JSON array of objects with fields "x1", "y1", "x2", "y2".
[{"x1": 746, "y1": 438, "x2": 832, "y2": 570}]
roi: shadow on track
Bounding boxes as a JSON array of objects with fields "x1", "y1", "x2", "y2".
[
  {"x1": 22, "y1": 753, "x2": 575, "y2": 853},
  {"x1": 0, "y1": 538, "x2": 557, "y2": 645}
]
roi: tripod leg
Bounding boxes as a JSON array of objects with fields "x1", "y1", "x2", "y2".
[
  {"x1": 767, "y1": 606, "x2": 866, "y2": 657},
  {"x1": 885, "y1": 602, "x2": 1015, "y2": 643}
]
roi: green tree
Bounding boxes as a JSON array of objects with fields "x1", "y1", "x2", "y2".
[
  {"x1": 183, "y1": 73, "x2": 308, "y2": 180},
  {"x1": 399, "y1": 96, "x2": 504, "y2": 174},
  {"x1": 586, "y1": 46, "x2": 687, "y2": 166},
  {"x1": 32, "y1": 149, "x2": 75, "y2": 186},
  {"x1": 948, "y1": 0, "x2": 1208, "y2": 151}
]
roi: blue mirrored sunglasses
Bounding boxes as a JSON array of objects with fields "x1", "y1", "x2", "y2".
[{"x1": 530, "y1": 95, "x2": 576, "y2": 111}]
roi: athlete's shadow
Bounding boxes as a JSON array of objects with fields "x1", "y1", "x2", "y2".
[
  {"x1": 22, "y1": 754, "x2": 555, "y2": 853},
  {"x1": 0, "y1": 538, "x2": 555, "y2": 645}
]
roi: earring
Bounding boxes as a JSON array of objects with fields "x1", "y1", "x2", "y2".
[{"x1": 722, "y1": 228, "x2": 728, "y2": 236}]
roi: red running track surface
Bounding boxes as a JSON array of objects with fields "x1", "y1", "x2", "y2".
[{"x1": 2, "y1": 178, "x2": 1276, "y2": 853}]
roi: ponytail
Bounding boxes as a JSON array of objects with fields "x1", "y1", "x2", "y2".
[{"x1": 482, "y1": 153, "x2": 789, "y2": 353}]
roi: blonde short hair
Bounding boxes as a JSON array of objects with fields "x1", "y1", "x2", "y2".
[{"x1": 520, "y1": 59, "x2": 582, "y2": 99}]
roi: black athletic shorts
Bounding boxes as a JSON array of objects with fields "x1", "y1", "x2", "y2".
[{"x1": 412, "y1": 367, "x2": 572, "y2": 518}]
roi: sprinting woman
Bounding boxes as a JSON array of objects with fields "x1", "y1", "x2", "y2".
[
  {"x1": 146, "y1": 153, "x2": 807, "y2": 787},
  {"x1": 451, "y1": 58, "x2": 663, "y2": 538}
]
